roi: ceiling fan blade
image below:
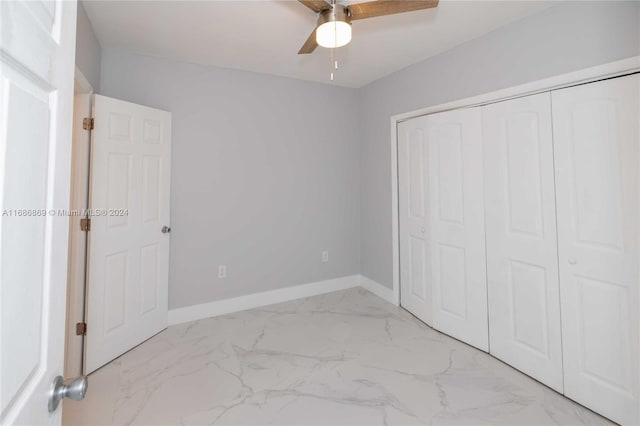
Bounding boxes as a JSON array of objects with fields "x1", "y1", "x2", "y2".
[
  {"x1": 298, "y1": 28, "x2": 318, "y2": 54},
  {"x1": 348, "y1": 0, "x2": 439, "y2": 20},
  {"x1": 298, "y1": 0, "x2": 332, "y2": 13}
]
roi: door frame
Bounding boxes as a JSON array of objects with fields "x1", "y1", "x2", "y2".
[
  {"x1": 390, "y1": 56, "x2": 640, "y2": 308},
  {"x1": 64, "y1": 67, "x2": 93, "y2": 378}
]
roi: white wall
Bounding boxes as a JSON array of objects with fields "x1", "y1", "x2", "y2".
[
  {"x1": 359, "y1": 1, "x2": 640, "y2": 288},
  {"x1": 75, "y1": 1, "x2": 101, "y2": 92},
  {"x1": 100, "y1": 49, "x2": 360, "y2": 309}
]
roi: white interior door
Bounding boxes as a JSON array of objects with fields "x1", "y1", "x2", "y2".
[
  {"x1": 552, "y1": 74, "x2": 639, "y2": 425},
  {"x1": 85, "y1": 95, "x2": 172, "y2": 374},
  {"x1": 427, "y1": 107, "x2": 489, "y2": 351},
  {"x1": 398, "y1": 116, "x2": 432, "y2": 325},
  {"x1": 0, "y1": 1, "x2": 77, "y2": 424},
  {"x1": 483, "y1": 93, "x2": 563, "y2": 392}
]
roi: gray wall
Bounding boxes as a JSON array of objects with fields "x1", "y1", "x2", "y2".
[
  {"x1": 97, "y1": 1, "x2": 639, "y2": 309},
  {"x1": 75, "y1": 1, "x2": 101, "y2": 92},
  {"x1": 359, "y1": 1, "x2": 640, "y2": 288},
  {"x1": 100, "y1": 49, "x2": 360, "y2": 309}
]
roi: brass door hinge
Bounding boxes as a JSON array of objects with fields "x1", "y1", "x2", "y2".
[
  {"x1": 80, "y1": 218, "x2": 91, "y2": 231},
  {"x1": 76, "y1": 322, "x2": 87, "y2": 336},
  {"x1": 83, "y1": 117, "x2": 94, "y2": 130}
]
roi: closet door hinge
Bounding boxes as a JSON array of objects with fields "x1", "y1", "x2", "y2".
[
  {"x1": 76, "y1": 322, "x2": 87, "y2": 336},
  {"x1": 80, "y1": 218, "x2": 91, "y2": 232},
  {"x1": 83, "y1": 117, "x2": 94, "y2": 130}
]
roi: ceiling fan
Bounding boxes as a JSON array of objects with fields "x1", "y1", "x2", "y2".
[{"x1": 297, "y1": 0, "x2": 439, "y2": 54}]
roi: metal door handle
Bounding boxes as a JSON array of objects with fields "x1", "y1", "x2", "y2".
[
  {"x1": 49, "y1": 375, "x2": 88, "y2": 412},
  {"x1": 162, "y1": 226, "x2": 171, "y2": 234},
  {"x1": 568, "y1": 258, "x2": 577, "y2": 265},
  {"x1": 420, "y1": 227, "x2": 425, "y2": 233}
]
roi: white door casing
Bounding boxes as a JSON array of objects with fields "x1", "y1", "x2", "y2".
[
  {"x1": 483, "y1": 93, "x2": 564, "y2": 392},
  {"x1": 427, "y1": 107, "x2": 489, "y2": 351},
  {"x1": 85, "y1": 95, "x2": 171, "y2": 374},
  {"x1": 64, "y1": 92, "x2": 92, "y2": 379},
  {"x1": 398, "y1": 117, "x2": 432, "y2": 325},
  {"x1": 552, "y1": 74, "x2": 639, "y2": 425},
  {"x1": 0, "y1": 1, "x2": 77, "y2": 424}
]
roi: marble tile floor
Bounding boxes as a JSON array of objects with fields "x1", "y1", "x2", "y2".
[{"x1": 62, "y1": 287, "x2": 612, "y2": 426}]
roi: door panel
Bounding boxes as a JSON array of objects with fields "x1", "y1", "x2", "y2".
[
  {"x1": 106, "y1": 153, "x2": 131, "y2": 228},
  {"x1": 0, "y1": 1, "x2": 77, "y2": 423},
  {"x1": 427, "y1": 107, "x2": 488, "y2": 351},
  {"x1": 552, "y1": 74, "x2": 639, "y2": 425},
  {"x1": 104, "y1": 252, "x2": 127, "y2": 333},
  {"x1": 483, "y1": 93, "x2": 563, "y2": 391},
  {"x1": 509, "y1": 261, "x2": 548, "y2": 353},
  {"x1": 438, "y1": 245, "x2": 467, "y2": 318},
  {"x1": 85, "y1": 95, "x2": 171, "y2": 373},
  {"x1": 141, "y1": 244, "x2": 160, "y2": 314},
  {"x1": 436, "y1": 132, "x2": 464, "y2": 224},
  {"x1": 398, "y1": 117, "x2": 432, "y2": 325},
  {"x1": 577, "y1": 276, "x2": 630, "y2": 389},
  {"x1": 142, "y1": 156, "x2": 162, "y2": 222}
]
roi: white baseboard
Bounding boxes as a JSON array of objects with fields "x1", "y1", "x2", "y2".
[
  {"x1": 168, "y1": 275, "x2": 361, "y2": 326},
  {"x1": 168, "y1": 274, "x2": 400, "y2": 326},
  {"x1": 357, "y1": 274, "x2": 396, "y2": 305}
]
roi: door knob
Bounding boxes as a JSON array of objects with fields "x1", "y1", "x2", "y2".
[
  {"x1": 568, "y1": 258, "x2": 577, "y2": 265},
  {"x1": 161, "y1": 226, "x2": 171, "y2": 234},
  {"x1": 420, "y1": 227, "x2": 426, "y2": 233},
  {"x1": 48, "y1": 375, "x2": 88, "y2": 412}
]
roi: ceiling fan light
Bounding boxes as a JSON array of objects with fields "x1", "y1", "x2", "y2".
[{"x1": 316, "y1": 21, "x2": 352, "y2": 48}]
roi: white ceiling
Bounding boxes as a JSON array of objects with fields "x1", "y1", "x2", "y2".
[{"x1": 83, "y1": 0, "x2": 553, "y2": 88}]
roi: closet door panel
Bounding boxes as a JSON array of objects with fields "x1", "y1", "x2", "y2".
[
  {"x1": 553, "y1": 74, "x2": 639, "y2": 426},
  {"x1": 398, "y1": 117, "x2": 432, "y2": 325},
  {"x1": 483, "y1": 93, "x2": 563, "y2": 392},
  {"x1": 427, "y1": 107, "x2": 488, "y2": 351}
]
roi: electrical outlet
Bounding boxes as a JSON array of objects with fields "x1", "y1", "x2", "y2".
[
  {"x1": 218, "y1": 265, "x2": 227, "y2": 278},
  {"x1": 322, "y1": 250, "x2": 329, "y2": 263}
]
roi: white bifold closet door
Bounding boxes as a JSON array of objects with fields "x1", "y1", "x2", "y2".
[
  {"x1": 482, "y1": 93, "x2": 563, "y2": 392},
  {"x1": 427, "y1": 107, "x2": 489, "y2": 351},
  {"x1": 398, "y1": 116, "x2": 432, "y2": 325},
  {"x1": 552, "y1": 74, "x2": 639, "y2": 426}
]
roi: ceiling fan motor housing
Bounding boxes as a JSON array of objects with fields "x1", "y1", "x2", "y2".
[
  {"x1": 317, "y1": 4, "x2": 352, "y2": 28},
  {"x1": 297, "y1": 0, "x2": 439, "y2": 55}
]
